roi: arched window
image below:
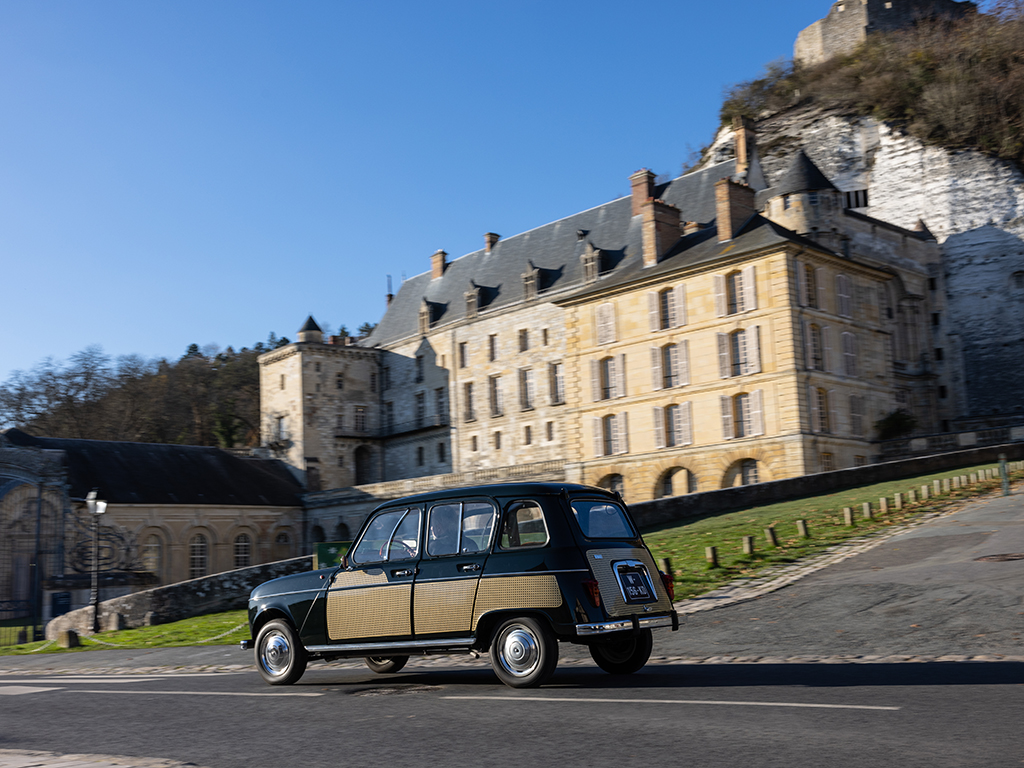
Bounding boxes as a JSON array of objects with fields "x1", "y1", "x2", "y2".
[
  {"x1": 740, "y1": 459, "x2": 759, "y2": 486},
  {"x1": 354, "y1": 445, "x2": 373, "y2": 485},
  {"x1": 1013, "y1": 271, "x2": 1024, "y2": 290},
  {"x1": 334, "y1": 522, "x2": 351, "y2": 541},
  {"x1": 594, "y1": 355, "x2": 624, "y2": 400},
  {"x1": 189, "y1": 534, "x2": 208, "y2": 580},
  {"x1": 141, "y1": 534, "x2": 162, "y2": 576},
  {"x1": 234, "y1": 534, "x2": 252, "y2": 569},
  {"x1": 658, "y1": 468, "x2": 697, "y2": 498},
  {"x1": 726, "y1": 271, "x2": 743, "y2": 314},
  {"x1": 721, "y1": 391, "x2": 765, "y2": 439},
  {"x1": 654, "y1": 402, "x2": 693, "y2": 448},
  {"x1": 836, "y1": 274, "x2": 853, "y2": 317},
  {"x1": 598, "y1": 474, "x2": 625, "y2": 498},
  {"x1": 311, "y1": 526, "x2": 326, "y2": 544},
  {"x1": 804, "y1": 264, "x2": 819, "y2": 308}
]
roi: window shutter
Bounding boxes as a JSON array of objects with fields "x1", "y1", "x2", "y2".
[
  {"x1": 720, "y1": 396, "x2": 734, "y2": 440},
  {"x1": 679, "y1": 340, "x2": 690, "y2": 386},
  {"x1": 816, "y1": 267, "x2": 827, "y2": 312},
  {"x1": 742, "y1": 265, "x2": 757, "y2": 311},
  {"x1": 674, "y1": 284, "x2": 687, "y2": 326},
  {"x1": 809, "y1": 385, "x2": 819, "y2": 433},
  {"x1": 828, "y1": 389, "x2": 839, "y2": 435},
  {"x1": 844, "y1": 332, "x2": 858, "y2": 377},
  {"x1": 803, "y1": 321, "x2": 812, "y2": 370},
  {"x1": 822, "y1": 326, "x2": 833, "y2": 372},
  {"x1": 593, "y1": 417, "x2": 603, "y2": 456},
  {"x1": 650, "y1": 347, "x2": 663, "y2": 391},
  {"x1": 648, "y1": 292, "x2": 659, "y2": 332},
  {"x1": 713, "y1": 274, "x2": 727, "y2": 317},
  {"x1": 495, "y1": 378, "x2": 503, "y2": 413},
  {"x1": 590, "y1": 359, "x2": 600, "y2": 402},
  {"x1": 796, "y1": 260, "x2": 806, "y2": 306},
  {"x1": 837, "y1": 275, "x2": 852, "y2": 317},
  {"x1": 750, "y1": 389, "x2": 765, "y2": 436},
  {"x1": 717, "y1": 333, "x2": 731, "y2": 378},
  {"x1": 620, "y1": 412, "x2": 629, "y2": 454},
  {"x1": 747, "y1": 327, "x2": 762, "y2": 374},
  {"x1": 597, "y1": 303, "x2": 616, "y2": 344},
  {"x1": 653, "y1": 407, "x2": 666, "y2": 449},
  {"x1": 615, "y1": 353, "x2": 626, "y2": 398},
  {"x1": 680, "y1": 401, "x2": 693, "y2": 446}
]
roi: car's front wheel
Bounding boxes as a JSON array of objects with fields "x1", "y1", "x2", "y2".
[
  {"x1": 364, "y1": 656, "x2": 409, "y2": 674},
  {"x1": 255, "y1": 619, "x2": 308, "y2": 685},
  {"x1": 489, "y1": 616, "x2": 558, "y2": 688},
  {"x1": 589, "y1": 628, "x2": 653, "y2": 675}
]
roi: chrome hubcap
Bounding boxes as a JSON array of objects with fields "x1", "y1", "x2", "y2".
[
  {"x1": 261, "y1": 631, "x2": 291, "y2": 675},
  {"x1": 499, "y1": 627, "x2": 540, "y2": 677}
]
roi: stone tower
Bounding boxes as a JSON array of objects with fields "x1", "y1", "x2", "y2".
[{"x1": 795, "y1": 0, "x2": 976, "y2": 66}]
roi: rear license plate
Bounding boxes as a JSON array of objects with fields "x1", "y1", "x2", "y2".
[{"x1": 616, "y1": 564, "x2": 654, "y2": 604}]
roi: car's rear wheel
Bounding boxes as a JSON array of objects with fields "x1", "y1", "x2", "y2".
[
  {"x1": 364, "y1": 656, "x2": 409, "y2": 674},
  {"x1": 589, "y1": 629, "x2": 653, "y2": 675},
  {"x1": 255, "y1": 619, "x2": 307, "y2": 685},
  {"x1": 489, "y1": 616, "x2": 558, "y2": 688}
]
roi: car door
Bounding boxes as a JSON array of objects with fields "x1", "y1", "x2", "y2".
[
  {"x1": 413, "y1": 499, "x2": 496, "y2": 638},
  {"x1": 324, "y1": 506, "x2": 421, "y2": 643}
]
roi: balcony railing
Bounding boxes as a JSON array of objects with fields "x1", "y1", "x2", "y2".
[{"x1": 335, "y1": 413, "x2": 450, "y2": 440}]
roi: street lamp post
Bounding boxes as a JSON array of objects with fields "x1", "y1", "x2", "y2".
[{"x1": 85, "y1": 489, "x2": 107, "y2": 633}]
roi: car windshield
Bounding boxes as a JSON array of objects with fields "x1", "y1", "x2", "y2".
[{"x1": 570, "y1": 500, "x2": 635, "y2": 539}]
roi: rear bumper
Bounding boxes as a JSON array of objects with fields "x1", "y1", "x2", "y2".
[{"x1": 575, "y1": 611, "x2": 678, "y2": 636}]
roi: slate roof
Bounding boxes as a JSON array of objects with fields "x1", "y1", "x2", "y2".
[
  {"x1": 367, "y1": 159, "x2": 744, "y2": 347},
  {"x1": 300, "y1": 315, "x2": 322, "y2": 333},
  {"x1": 755, "y1": 150, "x2": 838, "y2": 208},
  {"x1": 1, "y1": 429, "x2": 303, "y2": 507}
]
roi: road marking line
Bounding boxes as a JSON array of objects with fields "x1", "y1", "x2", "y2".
[
  {"x1": 66, "y1": 689, "x2": 323, "y2": 698},
  {"x1": 0, "y1": 686, "x2": 65, "y2": 696},
  {"x1": 444, "y1": 695, "x2": 900, "y2": 711}
]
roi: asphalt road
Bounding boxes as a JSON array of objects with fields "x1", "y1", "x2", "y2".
[{"x1": 2, "y1": 489, "x2": 1023, "y2": 768}]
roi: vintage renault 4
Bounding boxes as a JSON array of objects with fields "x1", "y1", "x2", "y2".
[{"x1": 242, "y1": 482, "x2": 678, "y2": 688}]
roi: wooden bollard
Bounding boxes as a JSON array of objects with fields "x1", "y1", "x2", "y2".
[
  {"x1": 943, "y1": 478, "x2": 951, "y2": 494},
  {"x1": 706, "y1": 546, "x2": 719, "y2": 568},
  {"x1": 796, "y1": 519, "x2": 810, "y2": 538},
  {"x1": 894, "y1": 492, "x2": 903, "y2": 510},
  {"x1": 765, "y1": 527, "x2": 779, "y2": 547},
  {"x1": 908, "y1": 489, "x2": 917, "y2": 503},
  {"x1": 921, "y1": 484, "x2": 930, "y2": 500},
  {"x1": 970, "y1": 472, "x2": 978, "y2": 484},
  {"x1": 879, "y1": 497, "x2": 889, "y2": 513},
  {"x1": 843, "y1": 507, "x2": 855, "y2": 526},
  {"x1": 862, "y1": 502, "x2": 873, "y2": 520},
  {"x1": 933, "y1": 479, "x2": 942, "y2": 496},
  {"x1": 952, "y1": 476, "x2": 961, "y2": 490},
  {"x1": 960, "y1": 475, "x2": 968, "y2": 486},
  {"x1": 742, "y1": 536, "x2": 755, "y2": 555}
]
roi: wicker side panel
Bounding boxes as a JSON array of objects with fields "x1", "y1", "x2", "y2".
[
  {"x1": 586, "y1": 548, "x2": 673, "y2": 617},
  {"x1": 471, "y1": 575, "x2": 563, "y2": 630},
  {"x1": 332, "y1": 569, "x2": 388, "y2": 588},
  {"x1": 413, "y1": 579, "x2": 478, "y2": 635},
  {"x1": 327, "y1": 584, "x2": 411, "y2": 640}
]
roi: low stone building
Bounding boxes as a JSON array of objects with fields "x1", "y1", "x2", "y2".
[{"x1": 0, "y1": 429, "x2": 303, "y2": 621}]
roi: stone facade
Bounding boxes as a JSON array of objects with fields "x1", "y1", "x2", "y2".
[{"x1": 795, "y1": 0, "x2": 976, "y2": 66}]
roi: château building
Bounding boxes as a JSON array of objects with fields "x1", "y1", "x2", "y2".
[{"x1": 259, "y1": 123, "x2": 952, "y2": 510}]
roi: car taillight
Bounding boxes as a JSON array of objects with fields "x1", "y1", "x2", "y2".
[
  {"x1": 660, "y1": 571, "x2": 675, "y2": 602},
  {"x1": 583, "y1": 579, "x2": 601, "y2": 608}
]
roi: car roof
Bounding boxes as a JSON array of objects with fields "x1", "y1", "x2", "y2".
[{"x1": 374, "y1": 482, "x2": 617, "y2": 509}]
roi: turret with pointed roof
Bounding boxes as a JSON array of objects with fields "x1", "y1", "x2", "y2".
[{"x1": 298, "y1": 315, "x2": 323, "y2": 344}]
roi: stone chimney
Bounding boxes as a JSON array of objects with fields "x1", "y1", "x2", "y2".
[
  {"x1": 715, "y1": 179, "x2": 757, "y2": 243},
  {"x1": 733, "y1": 116, "x2": 756, "y2": 180},
  {"x1": 431, "y1": 249, "x2": 448, "y2": 280},
  {"x1": 630, "y1": 169, "x2": 656, "y2": 216},
  {"x1": 484, "y1": 232, "x2": 500, "y2": 253},
  {"x1": 641, "y1": 199, "x2": 682, "y2": 267}
]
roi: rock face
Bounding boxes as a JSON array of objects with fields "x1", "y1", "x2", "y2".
[{"x1": 704, "y1": 105, "x2": 1024, "y2": 426}]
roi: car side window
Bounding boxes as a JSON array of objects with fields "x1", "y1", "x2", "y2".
[
  {"x1": 499, "y1": 501, "x2": 549, "y2": 549},
  {"x1": 427, "y1": 501, "x2": 496, "y2": 557},
  {"x1": 351, "y1": 508, "x2": 420, "y2": 564}
]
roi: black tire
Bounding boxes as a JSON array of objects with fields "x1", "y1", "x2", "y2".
[
  {"x1": 489, "y1": 616, "x2": 558, "y2": 688},
  {"x1": 255, "y1": 619, "x2": 308, "y2": 686},
  {"x1": 365, "y1": 656, "x2": 409, "y2": 674},
  {"x1": 589, "y1": 629, "x2": 653, "y2": 675}
]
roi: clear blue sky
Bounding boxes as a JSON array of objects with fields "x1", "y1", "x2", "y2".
[{"x1": 0, "y1": 0, "x2": 840, "y2": 381}]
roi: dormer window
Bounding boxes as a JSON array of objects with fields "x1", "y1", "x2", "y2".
[
  {"x1": 522, "y1": 267, "x2": 538, "y2": 301},
  {"x1": 465, "y1": 287, "x2": 479, "y2": 319},
  {"x1": 581, "y1": 244, "x2": 600, "y2": 283},
  {"x1": 418, "y1": 301, "x2": 430, "y2": 335}
]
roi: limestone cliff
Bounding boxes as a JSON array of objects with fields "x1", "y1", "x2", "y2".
[{"x1": 701, "y1": 105, "x2": 1024, "y2": 426}]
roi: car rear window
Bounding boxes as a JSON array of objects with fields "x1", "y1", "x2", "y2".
[{"x1": 570, "y1": 500, "x2": 635, "y2": 539}]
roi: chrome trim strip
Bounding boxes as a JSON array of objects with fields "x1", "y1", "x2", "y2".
[
  {"x1": 327, "y1": 582, "x2": 410, "y2": 594},
  {"x1": 414, "y1": 575, "x2": 480, "y2": 584},
  {"x1": 253, "y1": 588, "x2": 322, "y2": 599},
  {"x1": 306, "y1": 638, "x2": 475, "y2": 654},
  {"x1": 480, "y1": 569, "x2": 589, "y2": 579},
  {"x1": 575, "y1": 615, "x2": 675, "y2": 636}
]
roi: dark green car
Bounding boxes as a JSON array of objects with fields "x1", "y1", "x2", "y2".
[{"x1": 242, "y1": 482, "x2": 678, "y2": 688}]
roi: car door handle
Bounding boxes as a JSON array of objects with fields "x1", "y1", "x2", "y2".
[
  {"x1": 458, "y1": 563, "x2": 481, "y2": 572},
  {"x1": 392, "y1": 569, "x2": 414, "y2": 578}
]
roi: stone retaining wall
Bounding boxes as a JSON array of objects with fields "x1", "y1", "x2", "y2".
[
  {"x1": 45, "y1": 556, "x2": 313, "y2": 640},
  {"x1": 629, "y1": 443, "x2": 1024, "y2": 529}
]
